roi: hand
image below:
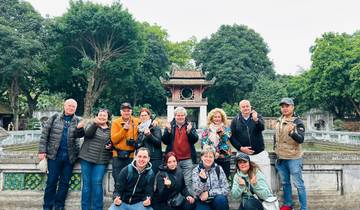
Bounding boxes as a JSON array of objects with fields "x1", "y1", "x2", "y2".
[
  {"x1": 144, "y1": 128, "x2": 151, "y2": 136},
  {"x1": 217, "y1": 127, "x2": 224, "y2": 136},
  {"x1": 163, "y1": 176, "x2": 172, "y2": 187},
  {"x1": 94, "y1": 117, "x2": 101, "y2": 125},
  {"x1": 199, "y1": 191, "x2": 209, "y2": 201},
  {"x1": 199, "y1": 169, "x2": 207, "y2": 179},
  {"x1": 123, "y1": 122, "x2": 130, "y2": 130},
  {"x1": 77, "y1": 120, "x2": 85, "y2": 129},
  {"x1": 186, "y1": 123, "x2": 192, "y2": 133},
  {"x1": 240, "y1": 146, "x2": 254, "y2": 155},
  {"x1": 151, "y1": 120, "x2": 158, "y2": 127},
  {"x1": 114, "y1": 196, "x2": 122, "y2": 206},
  {"x1": 38, "y1": 153, "x2": 46, "y2": 160},
  {"x1": 251, "y1": 110, "x2": 258, "y2": 122},
  {"x1": 186, "y1": 196, "x2": 195, "y2": 204},
  {"x1": 215, "y1": 152, "x2": 220, "y2": 159},
  {"x1": 143, "y1": 196, "x2": 151, "y2": 206},
  {"x1": 165, "y1": 122, "x2": 171, "y2": 133},
  {"x1": 238, "y1": 177, "x2": 245, "y2": 186},
  {"x1": 288, "y1": 123, "x2": 295, "y2": 134},
  {"x1": 250, "y1": 176, "x2": 257, "y2": 185}
]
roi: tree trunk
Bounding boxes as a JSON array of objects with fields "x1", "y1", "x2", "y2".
[
  {"x1": 83, "y1": 68, "x2": 106, "y2": 117},
  {"x1": 350, "y1": 98, "x2": 360, "y2": 117},
  {"x1": 23, "y1": 90, "x2": 40, "y2": 118},
  {"x1": 9, "y1": 77, "x2": 20, "y2": 130}
]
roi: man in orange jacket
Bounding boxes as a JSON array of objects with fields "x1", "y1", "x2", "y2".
[{"x1": 111, "y1": 102, "x2": 140, "y2": 186}]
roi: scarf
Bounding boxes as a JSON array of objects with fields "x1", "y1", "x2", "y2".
[{"x1": 207, "y1": 123, "x2": 224, "y2": 147}]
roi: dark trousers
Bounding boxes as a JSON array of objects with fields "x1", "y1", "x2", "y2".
[
  {"x1": 195, "y1": 195, "x2": 229, "y2": 210},
  {"x1": 150, "y1": 159, "x2": 162, "y2": 175},
  {"x1": 215, "y1": 157, "x2": 231, "y2": 178},
  {"x1": 43, "y1": 151, "x2": 74, "y2": 209},
  {"x1": 112, "y1": 157, "x2": 132, "y2": 185}
]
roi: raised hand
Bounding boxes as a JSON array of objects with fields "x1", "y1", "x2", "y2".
[
  {"x1": 199, "y1": 169, "x2": 207, "y2": 179},
  {"x1": 163, "y1": 176, "x2": 172, "y2": 187},
  {"x1": 238, "y1": 177, "x2": 245, "y2": 186},
  {"x1": 143, "y1": 196, "x2": 151, "y2": 206},
  {"x1": 114, "y1": 196, "x2": 122, "y2": 206}
]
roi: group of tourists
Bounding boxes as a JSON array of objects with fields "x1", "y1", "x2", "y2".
[{"x1": 38, "y1": 97, "x2": 307, "y2": 210}]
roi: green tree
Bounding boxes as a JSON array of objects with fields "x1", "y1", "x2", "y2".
[
  {"x1": 193, "y1": 24, "x2": 275, "y2": 108},
  {"x1": 166, "y1": 37, "x2": 196, "y2": 67}
]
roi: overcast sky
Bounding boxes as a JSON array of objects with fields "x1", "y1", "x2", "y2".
[{"x1": 26, "y1": 0, "x2": 360, "y2": 75}]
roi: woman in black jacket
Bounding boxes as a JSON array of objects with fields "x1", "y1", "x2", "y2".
[
  {"x1": 152, "y1": 152, "x2": 195, "y2": 210},
  {"x1": 137, "y1": 108, "x2": 162, "y2": 174},
  {"x1": 79, "y1": 109, "x2": 112, "y2": 210}
]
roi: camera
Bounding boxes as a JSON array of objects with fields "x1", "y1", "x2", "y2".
[
  {"x1": 104, "y1": 138, "x2": 113, "y2": 150},
  {"x1": 126, "y1": 138, "x2": 136, "y2": 146}
]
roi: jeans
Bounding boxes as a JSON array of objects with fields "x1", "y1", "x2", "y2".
[
  {"x1": 195, "y1": 195, "x2": 229, "y2": 210},
  {"x1": 43, "y1": 151, "x2": 74, "y2": 209},
  {"x1": 108, "y1": 202, "x2": 153, "y2": 210},
  {"x1": 178, "y1": 159, "x2": 194, "y2": 196},
  {"x1": 112, "y1": 157, "x2": 132, "y2": 186},
  {"x1": 81, "y1": 159, "x2": 107, "y2": 210},
  {"x1": 275, "y1": 158, "x2": 308, "y2": 210}
]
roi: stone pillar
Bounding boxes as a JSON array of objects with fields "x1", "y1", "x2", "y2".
[
  {"x1": 167, "y1": 105, "x2": 174, "y2": 122},
  {"x1": 198, "y1": 106, "x2": 207, "y2": 128}
]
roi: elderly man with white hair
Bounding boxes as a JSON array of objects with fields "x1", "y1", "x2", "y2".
[{"x1": 162, "y1": 106, "x2": 199, "y2": 196}]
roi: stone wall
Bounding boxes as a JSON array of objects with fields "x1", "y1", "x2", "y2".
[{"x1": 1, "y1": 151, "x2": 360, "y2": 210}]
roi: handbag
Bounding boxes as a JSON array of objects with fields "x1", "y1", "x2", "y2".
[
  {"x1": 239, "y1": 194, "x2": 263, "y2": 210},
  {"x1": 168, "y1": 192, "x2": 185, "y2": 207},
  {"x1": 38, "y1": 158, "x2": 48, "y2": 173},
  {"x1": 262, "y1": 196, "x2": 279, "y2": 210}
]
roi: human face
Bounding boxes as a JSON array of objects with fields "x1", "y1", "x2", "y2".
[
  {"x1": 97, "y1": 110, "x2": 108, "y2": 125},
  {"x1": 140, "y1": 111, "x2": 150, "y2": 123},
  {"x1": 201, "y1": 152, "x2": 215, "y2": 169},
  {"x1": 64, "y1": 99, "x2": 77, "y2": 116},
  {"x1": 212, "y1": 112, "x2": 223, "y2": 125},
  {"x1": 121, "y1": 108, "x2": 132, "y2": 120},
  {"x1": 166, "y1": 156, "x2": 178, "y2": 171},
  {"x1": 135, "y1": 150, "x2": 150, "y2": 170},
  {"x1": 237, "y1": 160, "x2": 250, "y2": 174},
  {"x1": 280, "y1": 104, "x2": 294, "y2": 117},
  {"x1": 175, "y1": 112, "x2": 186, "y2": 125},
  {"x1": 240, "y1": 100, "x2": 251, "y2": 117}
]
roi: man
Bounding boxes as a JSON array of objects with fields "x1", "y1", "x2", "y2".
[
  {"x1": 38, "y1": 98, "x2": 84, "y2": 210},
  {"x1": 230, "y1": 99, "x2": 271, "y2": 186},
  {"x1": 109, "y1": 147, "x2": 154, "y2": 210},
  {"x1": 111, "y1": 102, "x2": 140, "y2": 186},
  {"x1": 274, "y1": 98, "x2": 307, "y2": 210},
  {"x1": 162, "y1": 106, "x2": 199, "y2": 196}
]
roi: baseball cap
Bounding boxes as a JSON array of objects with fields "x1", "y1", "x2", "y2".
[
  {"x1": 279, "y1": 98, "x2": 294, "y2": 106},
  {"x1": 120, "y1": 102, "x2": 132, "y2": 109},
  {"x1": 235, "y1": 152, "x2": 250, "y2": 162}
]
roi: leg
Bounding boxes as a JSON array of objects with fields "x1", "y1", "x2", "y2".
[
  {"x1": 54, "y1": 155, "x2": 74, "y2": 209},
  {"x1": 150, "y1": 159, "x2": 162, "y2": 175},
  {"x1": 81, "y1": 159, "x2": 93, "y2": 210},
  {"x1": 43, "y1": 158, "x2": 61, "y2": 209},
  {"x1": 195, "y1": 200, "x2": 211, "y2": 210},
  {"x1": 179, "y1": 159, "x2": 194, "y2": 196},
  {"x1": 91, "y1": 164, "x2": 107, "y2": 210},
  {"x1": 211, "y1": 195, "x2": 229, "y2": 210},
  {"x1": 215, "y1": 158, "x2": 231, "y2": 179},
  {"x1": 275, "y1": 159, "x2": 293, "y2": 207},
  {"x1": 112, "y1": 157, "x2": 132, "y2": 187},
  {"x1": 289, "y1": 158, "x2": 307, "y2": 210},
  {"x1": 126, "y1": 201, "x2": 153, "y2": 210}
]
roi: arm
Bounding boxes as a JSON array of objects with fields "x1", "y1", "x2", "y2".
[
  {"x1": 252, "y1": 170, "x2": 273, "y2": 200},
  {"x1": 145, "y1": 126, "x2": 162, "y2": 148},
  {"x1": 255, "y1": 115, "x2": 265, "y2": 131},
  {"x1": 111, "y1": 121, "x2": 127, "y2": 145},
  {"x1": 84, "y1": 122, "x2": 98, "y2": 138},
  {"x1": 231, "y1": 173, "x2": 246, "y2": 199},
  {"x1": 156, "y1": 173, "x2": 173, "y2": 202},
  {"x1": 187, "y1": 127, "x2": 199, "y2": 144},
  {"x1": 145, "y1": 172, "x2": 155, "y2": 199},
  {"x1": 289, "y1": 118, "x2": 305, "y2": 144},
  {"x1": 230, "y1": 118, "x2": 241, "y2": 151},
  {"x1": 200, "y1": 129, "x2": 211, "y2": 147},
  {"x1": 38, "y1": 117, "x2": 53, "y2": 154},
  {"x1": 192, "y1": 166, "x2": 208, "y2": 197},
  {"x1": 113, "y1": 167, "x2": 127, "y2": 199},
  {"x1": 162, "y1": 128, "x2": 171, "y2": 145},
  {"x1": 209, "y1": 167, "x2": 229, "y2": 197}
]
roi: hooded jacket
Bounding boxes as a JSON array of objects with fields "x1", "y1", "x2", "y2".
[{"x1": 113, "y1": 160, "x2": 154, "y2": 204}]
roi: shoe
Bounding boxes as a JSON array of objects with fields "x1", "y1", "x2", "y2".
[{"x1": 280, "y1": 205, "x2": 292, "y2": 210}]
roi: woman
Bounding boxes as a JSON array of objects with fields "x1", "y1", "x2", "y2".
[
  {"x1": 137, "y1": 108, "x2": 162, "y2": 174},
  {"x1": 152, "y1": 152, "x2": 195, "y2": 210},
  {"x1": 79, "y1": 109, "x2": 112, "y2": 210},
  {"x1": 201, "y1": 108, "x2": 232, "y2": 178},
  {"x1": 192, "y1": 145, "x2": 229, "y2": 210},
  {"x1": 231, "y1": 152, "x2": 275, "y2": 210}
]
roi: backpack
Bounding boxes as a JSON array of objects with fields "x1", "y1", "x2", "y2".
[{"x1": 126, "y1": 164, "x2": 154, "y2": 185}]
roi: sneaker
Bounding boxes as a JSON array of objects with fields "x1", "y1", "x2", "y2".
[{"x1": 280, "y1": 205, "x2": 292, "y2": 210}]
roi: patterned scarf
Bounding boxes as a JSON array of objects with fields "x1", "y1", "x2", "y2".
[{"x1": 208, "y1": 122, "x2": 224, "y2": 147}]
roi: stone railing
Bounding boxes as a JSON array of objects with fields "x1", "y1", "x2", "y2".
[
  {"x1": 0, "y1": 130, "x2": 42, "y2": 146},
  {"x1": 1, "y1": 151, "x2": 360, "y2": 210}
]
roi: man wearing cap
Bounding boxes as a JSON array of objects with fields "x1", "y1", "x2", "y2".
[
  {"x1": 230, "y1": 99, "x2": 271, "y2": 186},
  {"x1": 274, "y1": 98, "x2": 307, "y2": 210},
  {"x1": 111, "y1": 102, "x2": 140, "y2": 186}
]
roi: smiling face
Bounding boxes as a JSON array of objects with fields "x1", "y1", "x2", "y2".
[
  {"x1": 201, "y1": 152, "x2": 215, "y2": 169},
  {"x1": 239, "y1": 100, "x2": 251, "y2": 117},
  {"x1": 121, "y1": 108, "x2": 132, "y2": 121},
  {"x1": 175, "y1": 111, "x2": 186, "y2": 125},
  {"x1": 140, "y1": 111, "x2": 150, "y2": 123},
  {"x1": 64, "y1": 99, "x2": 77, "y2": 116},
  {"x1": 135, "y1": 150, "x2": 150, "y2": 170},
  {"x1": 166, "y1": 155, "x2": 178, "y2": 170},
  {"x1": 237, "y1": 159, "x2": 250, "y2": 174},
  {"x1": 280, "y1": 104, "x2": 294, "y2": 117},
  {"x1": 97, "y1": 110, "x2": 109, "y2": 125},
  {"x1": 212, "y1": 111, "x2": 223, "y2": 125}
]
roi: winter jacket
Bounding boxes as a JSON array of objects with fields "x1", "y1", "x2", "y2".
[
  {"x1": 38, "y1": 113, "x2": 84, "y2": 164},
  {"x1": 162, "y1": 119, "x2": 199, "y2": 164},
  {"x1": 192, "y1": 161, "x2": 229, "y2": 198},
  {"x1": 78, "y1": 122, "x2": 112, "y2": 164},
  {"x1": 113, "y1": 160, "x2": 154, "y2": 204},
  {"x1": 231, "y1": 169, "x2": 273, "y2": 201},
  {"x1": 111, "y1": 116, "x2": 140, "y2": 158},
  {"x1": 230, "y1": 113, "x2": 265, "y2": 154},
  {"x1": 274, "y1": 116, "x2": 305, "y2": 159},
  {"x1": 154, "y1": 165, "x2": 191, "y2": 204},
  {"x1": 138, "y1": 125, "x2": 162, "y2": 160}
]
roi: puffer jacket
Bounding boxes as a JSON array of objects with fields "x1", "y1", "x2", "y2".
[
  {"x1": 137, "y1": 125, "x2": 162, "y2": 160},
  {"x1": 231, "y1": 169, "x2": 273, "y2": 201},
  {"x1": 79, "y1": 122, "x2": 112, "y2": 164},
  {"x1": 111, "y1": 116, "x2": 140, "y2": 158},
  {"x1": 154, "y1": 165, "x2": 191, "y2": 204},
  {"x1": 274, "y1": 116, "x2": 305, "y2": 159},
  {"x1": 192, "y1": 161, "x2": 229, "y2": 198},
  {"x1": 38, "y1": 113, "x2": 84, "y2": 164},
  {"x1": 113, "y1": 160, "x2": 154, "y2": 204}
]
